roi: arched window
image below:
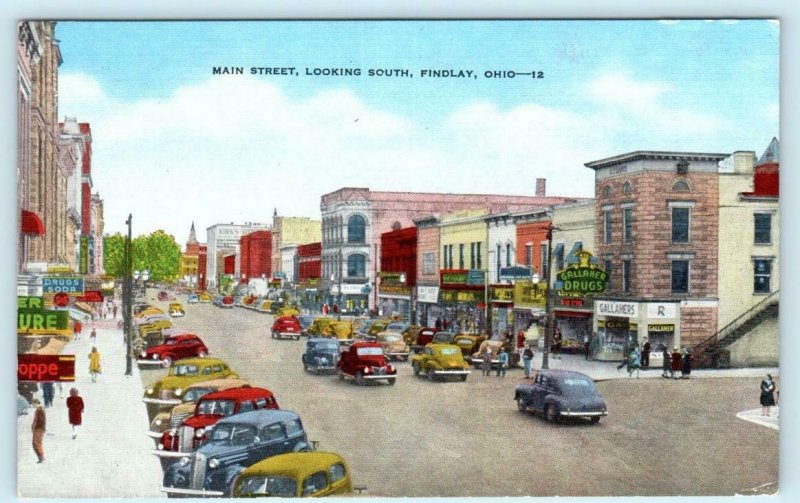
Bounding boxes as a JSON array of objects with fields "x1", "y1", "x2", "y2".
[
  {"x1": 347, "y1": 254, "x2": 366, "y2": 278},
  {"x1": 622, "y1": 181, "x2": 633, "y2": 194},
  {"x1": 347, "y1": 214, "x2": 366, "y2": 244},
  {"x1": 602, "y1": 185, "x2": 612, "y2": 197},
  {"x1": 672, "y1": 180, "x2": 691, "y2": 192}
]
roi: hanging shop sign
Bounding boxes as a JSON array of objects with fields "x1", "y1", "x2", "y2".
[
  {"x1": 595, "y1": 300, "x2": 638, "y2": 318},
  {"x1": 440, "y1": 289, "x2": 484, "y2": 303},
  {"x1": 76, "y1": 290, "x2": 104, "y2": 303},
  {"x1": 466, "y1": 269, "x2": 486, "y2": 286},
  {"x1": 513, "y1": 280, "x2": 547, "y2": 309},
  {"x1": 416, "y1": 286, "x2": 440, "y2": 303},
  {"x1": 489, "y1": 286, "x2": 514, "y2": 302},
  {"x1": 43, "y1": 277, "x2": 84, "y2": 296},
  {"x1": 18, "y1": 296, "x2": 70, "y2": 333},
  {"x1": 17, "y1": 354, "x2": 76, "y2": 382},
  {"x1": 79, "y1": 236, "x2": 89, "y2": 274},
  {"x1": 647, "y1": 324, "x2": 675, "y2": 334},
  {"x1": 378, "y1": 284, "x2": 412, "y2": 297},
  {"x1": 379, "y1": 271, "x2": 405, "y2": 284},
  {"x1": 499, "y1": 265, "x2": 532, "y2": 281},
  {"x1": 47, "y1": 264, "x2": 74, "y2": 274},
  {"x1": 555, "y1": 250, "x2": 607, "y2": 296}
]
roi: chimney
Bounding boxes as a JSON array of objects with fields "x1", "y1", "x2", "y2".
[{"x1": 535, "y1": 178, "x2": 546, "y2": 197}]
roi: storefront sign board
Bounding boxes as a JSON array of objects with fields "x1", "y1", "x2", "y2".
[
  {"x1": 17, "y1": 354, "x2": 75, "y2": 382},
  {"x1": 595, "y1": 300, "x2": 638, "y2": 318}
]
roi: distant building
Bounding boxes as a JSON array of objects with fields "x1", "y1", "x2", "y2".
[
  {"x1": 271, "y1": 214, "x2": 321, "y2": 276},
  {"x1": 205, "y1": 222, "x2": 270, "y2": 290},
  {"x1": 239, "y1": 230, "x2": 272, "y2": 284}
]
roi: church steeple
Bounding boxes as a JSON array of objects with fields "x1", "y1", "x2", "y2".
[{"x1": 187, "y1": 221, "x2": 198, "y2": 244}]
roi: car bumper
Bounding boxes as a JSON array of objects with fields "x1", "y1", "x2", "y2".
[
  {"x1": 151, "y1": 449, "x2": 187, "y2": 458},
  {"x1": 136, "y1": 359, "x2": 165, "y2": 366},
  {"x1": 361, "y1": 374, "x2": 397, "y2": 380},
  {"x1": 170, "y1": 313, "x2": 184, "y2": 317},
  {"x1": 142, "y1": 397, "x2": 181, "y2": 406},
  {"x1": 560, "y1": 411, "x2": 608, "y2": 417},
  {"x1": 434, "y1": 369, "x2": 471, "y2": 375},
  {"x1": 386, "y1": 351, "x2": 410, "y2": 358},
  {"x1": 161, "y1": 487, "x2": 224, "y2": 497},
  {"x1": 469, "y1": 357, "x2": 500, "y2": 365},
  {"x1": 276, "y1": 332, "x2": 300, "y2": 338},
  {"x1": 146, "y1": 430, "x2": 166, "y2": 439},
  {"x1": 308, "y1": 365, "x2": 338, "y2": 372}
]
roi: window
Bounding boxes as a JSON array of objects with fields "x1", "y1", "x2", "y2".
[
  {"x1": 329, "y1": 464, "x2": 347, "y2": 483},
  {"x1": 459, "y1": 244, "x2": 465, "y2": 269},
  {"x1": 525, "y1": 244, "x2": 532, "y2": 266},
  {"x1": 263, "y1": 423, "x2": 285, "y2": 442},
  {"x1": 284, "y1": 419, "x2": 303, "y2": 437},
  {"x1": 603, "y1": 185, "x2": 612, "y2": 198},
  {"x1": 496, "y1": 244, "x2": 502, "y2": 277},
  {"x1": 622, "y1": 259, "x2": 632, "y2": 293},
  {"x1": 604, "y1": 260, "x2": 613, "y2": 290},
  {"x1": 673, "y1": 180, "x2": 691, "y2": 192},
  {"x1": 603, "y1": 210, "x2": 612, "y2": 243},
  {"x1": 623, "y1": 208, "x2": 633, "y2": 243},
  {"x1": 447, "y1": 245, "x2": 453, "y2": 269},
  {"x1": 347, "y1": 215, "x2": 366, "y2": 244},
  {"x1": 442, "y1": 246, "x2": 449, "y2": 269},
  {"x1": 671, "y1": 260, "x2": 689, "y2": 294},
  {"x1": 555, "y1": 244, "x2": 565, "y2": 271},
  {"x1": 238, "y1": 401, "x2": 254, "y2": 413},
  {"x1": 476, "y1": 242, "x2": 482, "y2": 269},
  {"x1": 423, "y1": 252, "x2": 435, "y2": 274},
  {"x1": 470, "y1": 243, "x2": 475, "y2": 269},
  {"x1": 671, "y1": 207, "x2": 690, "y2": 243},
  {"x1": 302, "y1": 472, "x2": 329, "y2": 496},
  {"x1": 754, "y1": 213, "x2": 772, "y2": 244},
  {"x1": 347, "y1": 254, "x2": 366, "y2": 277},
  {"x1": 506, "y1": 243, "x2": 512, "y2": 267},
  {"x1": 622, "y1": 181, "x2": 632, "y2": 194},
  {"x1": 754, "y1": 259, "x2": 772, "y2": 294},
  {"x1": 540, "y1": 243, "x2": 548, "y2": 279},
  {"x1": 254, "y1": 398, "x2": 268, "y2": 409}
]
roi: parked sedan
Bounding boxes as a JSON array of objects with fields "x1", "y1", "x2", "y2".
[
  {"x1": 233, "y1": 452, "x2": 354, "y2": 497},
  {"x1": 514, "y1": 369, "x2": 608, "y2": 424},
  {"x1": 138, "y1": 333, "x2": 209, "y2": 368}
]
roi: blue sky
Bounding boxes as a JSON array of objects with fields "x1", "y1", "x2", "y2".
[{"x1": 54, "y1": 20, "x2": 779, "y2": 243}]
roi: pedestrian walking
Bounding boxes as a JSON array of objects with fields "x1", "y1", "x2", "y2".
[
  {"x1": 522, "y1": 345, "x2": 535, "y2": 379},
  {"x1": 66, "y1": 388, "x2": 84, "y2": 439},
  {"x1": 482, "y1": 346, "x2": 493, "y2": 376},
  {"x1": 90, "y1": 328, "x2": 97, "y2": 344},
  {"x1": 681, "y1": 349, "x2": 692, "y2": 379},
  {"x1": 641, "y1": 339, "x2": 651, "y2": 368},
  {"x1": 616, "y1": 343, "x2": 629, "y2": 372},
  {"x1": 517, "y1": 330, "x2": 526, "y2": 350},
  {"x1": 497, "y1": 348, "x2": 509, "y2": 378},
  {"x1": 41, "y1": 381, "x2": 55, "y2": 408},
  {"x1": 112, "y1": 304, "x2": 118, "y2": 319},
  {"x1": 73, "y1": 320, "x2": 82, "y2": 340},
  {"x1": 661, "y1": 344, "x2": 671, "y2": 378},
  {"x1": 583, "y1": 333, "x2": 591, "y2": 360},
  {"x1": 670, "y1": 347, "x2": 682, "y2": 379},
  {"x1": 88, "y1": 347, "x2": 102, "y2": 382},
  {"x1": 551, "y1": 327, "x2": 562, "y2": 355},
  {"x1": 760, "y1": 374, "x2": 776, "y2": 417},
  {"x1": 435, "y1": 317, "x2": 442, "y2": 331},
  {"x1": 31, "y1": 398, "x2": 46, "y2": 463},
  {"x1": 627, "y1": 347, "x2": 641, "y2": 378}
]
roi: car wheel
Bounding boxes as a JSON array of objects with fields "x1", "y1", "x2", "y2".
[
  {"x1": 338, "y1": 371, "x2": 344, "y2": 381},
  {"x1": 355, "y1": 371, "x2": 364, "y2": 385},
  {"x1": 545, "y1": 404, "x2": 558, "y2": 423},
  {"x1": 388, "y1": 377, "x2": 396, "y2": 386},
  {"x1": 460, "y1": 374, "x2": 468, "y2": 382},
  {"x1": 161, "y1": 356, "x2": 172, "y2": 368},
  {"x1": 412, "y1": 363, "x2": 420, "y2": 376},
  {"x1": 303, "y1": 363, "x2": 308, "y2": 371},
  {"x1": 294, "y1": 335, "x2": 300, "y2": 341},
  {"x1": 426, "y1": 368, "x2": 436, "y2": 381},
  {"x1": 590, "y1": 416, "x2": 601, "y2": 424},
  {"x1": 517, "y1": 398, "x2": 526, "y2": 413}
]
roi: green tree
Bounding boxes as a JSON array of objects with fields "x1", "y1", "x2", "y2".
[
  {"x1": 103, "y1": 234, "x2": 127, "y2": 278},
  {"x1": 103, "y1": 230, "x2": 181, "y2": 282}
]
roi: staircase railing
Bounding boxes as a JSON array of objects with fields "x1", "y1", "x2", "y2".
[{"x1": 691, "y1": 289, "x2": 779, "y2": 368}]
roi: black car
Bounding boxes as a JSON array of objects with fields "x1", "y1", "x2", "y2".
[
  {"x1": 297, "y1": 314, "x2": 315, "y2": 336},
  {"x1": 301, "y1": 338, "x2": 340, "y2": 373},
  {"x1": 514, "y1": 370, "x2": 607, "y2": 424},
  {"x1": 161, "y1": 409, "x2": 312, "y2": 497}
]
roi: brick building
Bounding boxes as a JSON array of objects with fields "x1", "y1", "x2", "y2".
[
  {"x1": 239, "y1": 230, "x2": 273, "y2": 284},
  {"x1": 377, "y1": 227, "x2": 417, "y2": 320},
  {"x1": 413, "y1": 215, "x2": 441, "y2": 326}
]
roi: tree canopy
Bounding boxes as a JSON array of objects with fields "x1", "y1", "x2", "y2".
[{"x1": 103, "y1": 230, "x2": 182, "y2": 281}]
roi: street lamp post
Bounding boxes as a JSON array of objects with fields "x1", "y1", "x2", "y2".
[
  {"x1": 541, "y1": 223, "x2": 555, "y2": 370},
  {"x1": 124, "y1": 214, "x2": 133, "y2": 376}
]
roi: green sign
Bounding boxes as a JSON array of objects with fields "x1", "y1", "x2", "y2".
[
  {"x1": 79, "y1": 236, "x2": 89, "y2": 274},
  {"x1": 556, "y1": 250, "x2": 607, "y2": 296},
  {"x1": 441, "y1": 271, "x2": 468, "y2": 284},
  {"x1": 18, "y1": 297, "x2": 70, "y2": 333}
]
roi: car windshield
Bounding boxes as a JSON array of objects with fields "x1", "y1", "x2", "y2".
[
  {"x1": 298, "y1": 316, "x2": 314, "y2": 325},
  {"x1": 239, "y1": 476, "x2": 298, "y2": 497},
  {"x1": 197, "y1": 399, "x2": 236, "y2": 416},
  {"x1": 356, "y1": 347, "x2": 384, "y2": 356},
  {"x1": 456, "y1": 338, "x2": 473, "y2": 346},
  {"x1": 382, "y1": 334, "x2": 401, "y2": 342},
  {"x1": 170, "y1": 365, "x2": 199, "y2": 376},
  {"x1": 209, "y1": 424, "x2": 258, "y2": 445},
  {"x1": 387, "y1": 323, "x2": 407, "y2": 332},
  {"x1": 434, "y1": 332, "x2": 454, "y2": 342},
  {"x1": 312, "y1": 341, "x2": 339, "y2": 351},
  {"x1": 560, "y1": 378, "x2": 597, "y2": 395},
  {"x1": 183, "y1": 388, "x2": 212, "y2": 402},
  {"x1": 437, "y1": 347, "x2": 459, "y2": 356}
]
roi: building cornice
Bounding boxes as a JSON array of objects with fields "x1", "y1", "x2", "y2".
[{"x1": 585, "y1": 151, "x2": 729, "y2": 170}]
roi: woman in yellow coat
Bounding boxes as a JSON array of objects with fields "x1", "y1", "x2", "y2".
[{"x1": 88, "y1": 347, "x2": 102, "y2": 382}]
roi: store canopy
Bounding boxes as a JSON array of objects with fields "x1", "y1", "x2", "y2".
[
  {"x1": 552, "y1": 243, "x2": 565, "y2": 257},
  {"x1": 21, "y1": 210, "x2": 45, "y2": 236}
]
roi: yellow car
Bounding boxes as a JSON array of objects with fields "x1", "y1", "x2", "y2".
[
  {"x1": 168, "y1": 302, "x2": 185, "y2": 317},
  {"x1": 412, "y1": 343, "x2": 471, "y2": 382},
  {"x1": 136, "y1": 307, "x2": 164, "y2": 318},
  {"x1": 233, "y1": 452, "x2": 354, "y2": 497},
  {"x1": 259, "y1": 300, "x2": 273, "y2": 312},
  {"x1": 278, "y1": 306, "x2": 300, "y2": 317},
  {"x1": 375, "y1": 331, "x2": 410, "y2": 361},
  {"x1": 142, "y1": 357, "x2": 239, "y2": 420},
  {"x1": 327, "y1": 321, "x2": 355, "y2": 344},
  {"x1": 306, "y1": 317, "x2": 335, "y2": 337},
  {"x1": 198, "y1": 292, "x2": 212, "y2": 303}
]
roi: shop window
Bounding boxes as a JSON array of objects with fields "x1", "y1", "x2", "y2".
[
  {"x1": 540, "y1": 243, "x2": 549, "y2": 279},
  {"x1": 525, "y1": 244, "x2": 532, "y2": 267},
  {"x1": 671, "y1": 207, "x2": 690, "y2": 243},
  {"x1": 753, "y1": 258, "x2": 772, "y2": 294},
  {"x1": 603, "y1": 210, "x2": 612, "y2": 244},
  {"x1": 754, "y1": 213, "x2": 772, "y2": 244},
  {"x1": 622, "y1": 259, "x2": 632, "y2": 293},
  {"x1": 347, "y1": 214, "x2": 366, "y2": 244},
  {"x1": 347, "y1": 254, "x2": 366, "y2": 278},
  {"x1": 671, "y1": 260, "x2": 689, "y2": 294},
  {"x1": 623, "y1": 208, "x2": 633, "y2": 243}
]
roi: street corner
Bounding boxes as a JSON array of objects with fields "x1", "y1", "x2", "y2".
[{"x1": 736, "y1": 408, "x2": 779, "y2": 431}]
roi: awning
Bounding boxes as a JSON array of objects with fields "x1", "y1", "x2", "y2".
[
  {"x1": 554, "y1": 310, "x2": 592, "y2": 318},
  {"x1": 21, "y1": 210, "x2": 45, "y2": 236},
  {"x1": 552, "y1": 243, "x2": 565, "y2": 257},
  {"x1": 568, "y1": 241, "x2": 583, "y2": 256}
]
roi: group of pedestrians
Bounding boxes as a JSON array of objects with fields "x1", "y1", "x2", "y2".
[
  {"x1": 661, "y1": 345, "x2": 693, "y2": 379},
  {"x1": 481, "y1": 346, "x2": 511, "y2": 377},
  {"x1": 29, "y1": 388, "x2": 85, "y2": 463}
]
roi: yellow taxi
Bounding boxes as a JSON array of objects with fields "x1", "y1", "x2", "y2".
[
  {"x1": 233, "y1": 452, "x2": 354, "y2": 497},
  {"x1": 168, "y1": 302, "x2": 185, "y2": 317}
]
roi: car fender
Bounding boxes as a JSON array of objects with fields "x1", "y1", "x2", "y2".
[{"x1": 292, "y1": 441, "x2": 312, "y2": 452}]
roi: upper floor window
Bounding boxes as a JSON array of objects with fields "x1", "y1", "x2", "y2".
[
  {"x1": 458, "y1": 244, "x2": 465, "y2": 269},
  {"x1": 525, "y1": 244, "x2": 532, "y2": 267},
  {"x1": 476, "y1": 242, "x2": 482, "y2": 270},
  {"x1": 347, "y1": 214, "x2": 366, "y2": 244},
  {"x1": 754, "y1": 258, "x2": 773, "y2": 294},
  {"x1": 603, "y1": 210, "x2": 613, "y2": 244},
  {"x1": 422, "y1": 252, "x2": 436, "y2": 275},
  {"x1": 671, "y1": 260, "x2": 689, "y2": 294},
  {"x1": 602, "y1": 185, "x2": 612, "y2": 198},
  {"x1": 623, "y1": 207, "x2": 633, "y2": 243},
  {"x1": 347, "y1": 254, "x2": 366, "y2": 277},
  {"x1": 622, "y1": 259, "x2": 632, "y2": 293},
  {"x1": 622, "y1": 181, "x2": 633, "y2": 194},
  {"x1": 505, "y1": 243, "x2": 512, "y2": 267},
  {"x1": 754, "y1": 213, "x2": 772, "y2": 244},
  {"x1": 671, "y1": 207, "x2": 690, "y2": 243},
  {"x1": 540, "y1": 243, "x2": 549, "y2": 279}
]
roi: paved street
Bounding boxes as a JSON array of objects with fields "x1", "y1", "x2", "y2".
[{"x1": 136, "y1": 298, "x2": 779, "y2": 497}]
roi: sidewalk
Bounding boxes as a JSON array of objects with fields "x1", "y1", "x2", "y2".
[
  {"x1": 521, "y1": 352, "x2": 779, "y2": 381},
  {"x1": 736, "y1": 407, "x2": 780, "y2": 430},
  {"x1": 17, "y1": 322, "x2": 163, "y2": 498}
]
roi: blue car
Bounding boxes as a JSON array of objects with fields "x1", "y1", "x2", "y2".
[
  {"x1": 515, "y1": 369, "x2": 608, "y2": 424},
  {"x1": 187, "y1": 294, "x2": 199, "y2": 304}
]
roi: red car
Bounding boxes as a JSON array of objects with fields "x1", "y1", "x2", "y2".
[
  {"x1": 337, "y1": 341, "x2": 397, "y2": 385},
  {"x1": 412, "y1": 327, "x2": 439, "y2": 352},
  {"x1": 221, "y1": 295, "x2": 235, "y2": 308},
  {"x1": 155, "y1": 386, "x2": 279, "y2": 456},
  {"x1": 138, "y1": 333, "x2": 209, "y2": 368},
  {"x1": 158, "y1": 291, "x2": 169, "y2": 301},
  {"x1": 271, "y1": 316, "x2": 302, "y2": 340}
]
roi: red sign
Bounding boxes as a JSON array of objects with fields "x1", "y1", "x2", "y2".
[
  {"x1": 17, "y1": 354, "x2": 76, "y2": 382},
  {"x1": 76, "y1": 290, "x2": 104, "y2": 303},
  {"x1": 560, "y1": 298, "x2": 585, "y2": 307},
  {"x1": 53, "y1": 292, "x2": 70, "y2": 307}
]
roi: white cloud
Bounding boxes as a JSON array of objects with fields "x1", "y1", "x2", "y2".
[{"x1": 587, "y1": 73, "x2": 670, "y2": 109}]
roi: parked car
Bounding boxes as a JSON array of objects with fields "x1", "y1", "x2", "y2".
[
  {"x1": 412, "y1": 327, "x2": 438, "y2": 351},
  {"x1": 221, "y1": 296, "x2": 235, "y2": 308},
  {"x1": 514, "y1": 369, "x2": 608, "y2": 423},
  {"x1": 155, "y1": 386, "x2": 279, "y2": 458},
  {"x1": 363, "y1": 319, "x2": 392, "y2": 339},
  {"x1": 327, "y1": 321, "x2": 355, "y2": 345},
  {"x1": 138, "y1": 333, "x2": 209, "y2": 368},
  {"x1": 432, "y1": 331, "x2": 457, "y2": 345},
  {"x1": 233, "y1": 452, "x2": 354, "y2": 497},
  {"x1": 187, "y1": 293, "x2": 199, "y2": 304},
  {"x1": 148, "y1": 378, "x2": 252, "y2": 439},
  {"x1": 271, "y1": 316, "x2": 302, "y2": 340},
  {"x1": 168, "y1": 302, "x2": 185, "y2": 317},
  {"x1": 385, "y1": 321, "x2": 410, "y2": 334},
  {"x1": 158, "y1": 291, "x2": 169, "y2": 301},
  {"x1": 411, "y1": 344, "x2": 471, "y2": 382},
  {"x1": 401, "y1": 325, "x2": 424, "y2": 346},
  {"x1": 161, "y1": 409, "x2": 313, "y2": 497},
  {"x1": 301, "y1": 338, "x2": 341, "y2": 373},
  {"x1": 374, "y1": 331, "x2": 410, "y2": 361},
  {"x1": 307, "y1": 317, "x2": 336, "y2": 337},
  {"x1": 469, "y1": 339, "x2": 519, "y2": 369},
  {"x1": 453, "y1": 334, "x2": 487, "y2": 358},
  {"x1": 198, "y1": 292, "x2": 212, "y2": 303},
  {"x1": 297, "y1": 314, "x2": 315, "y2": 336},
  {"x1": 337, "y1": 341, "x2": 397, "y2": 385},
  {"x1": 142, "y1": 357, "x2": 239, "y2": 420}
]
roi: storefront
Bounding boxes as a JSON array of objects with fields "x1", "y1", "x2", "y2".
[
  {"x1": 512, "y1": 280, "x2": 546, "y2": 336},
  {"x1": 553, "y1": 296, "x2": 594, "y2": 354},
  {"x1": 489, "y1": 285, "x2": 514, "y2": 337},
  {"x1": 295, "y1": 278, "x2": 322, "y2": 313},
  {"x1": 438, "y1": 270, "x2": 487, "y2": 334},
  {"x1": 415, "y1": 285, "x2": 440, "y2": 327},
  {"x1": 331, "y1": 283, "x2": 368, "y2": 316},
  {"x1": 594, "y1": 300, "x2": 680, "y2": 361},
  {"x1": 377, "y1": 272, "x2": 412, "y2": 321}
]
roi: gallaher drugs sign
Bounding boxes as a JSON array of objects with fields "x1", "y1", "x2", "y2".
[{"x1": 43, "y1": 277, "x2": 84, "y2": 295}]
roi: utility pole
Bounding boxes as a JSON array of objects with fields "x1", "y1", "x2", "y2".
[
  {"x1": 124, "y1": 214, "x2": 133, "y2": 376},
  {"x1": 541, "y1": 222, "x2": 554, "y2": 370}
]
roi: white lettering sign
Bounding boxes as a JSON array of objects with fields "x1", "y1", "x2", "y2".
[
  {"x1": 647, "y1": 303, "x2": 677, "y2": 318},
  {"x1": 595, "y1": 300, "x2": 638, "y2": 318},
  {"x1": 416, "y1": 286, "x2": 440, "y2": 303}
]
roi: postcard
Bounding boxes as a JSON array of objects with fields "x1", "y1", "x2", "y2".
[{"x1": 15, "y1": 18, "x2": 780, "y2": 498}]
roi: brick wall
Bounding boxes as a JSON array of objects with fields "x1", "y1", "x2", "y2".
[{"x1": 680, "y1": 306, "x2": 718, "y2": 346}]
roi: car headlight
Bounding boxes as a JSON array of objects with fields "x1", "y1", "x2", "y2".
[
  {"x1": 208, "y1": 458, "x2": 220, "y2": 469},
  {"x1": 363, "y1": 367, "x2": 371, "y2": 373},
  {"x1": 146, "y1": 388, "x2": 154, "y2": 395},
  {"x1": 152, "y1": 354, "x2": 159, "y2": 360},
  {"x1": 179, "y1": 456, "x2": 190, "y2": 466},
  {"x1": 155, "y1": 419, "x2": 162, "y2": 426},
  {"x1": 140, "y1": 352, "x2": 147, "y2": 358},
  {"x1": 195, "y1": 428, "x2": 204, "y2": 438},
  {"x1": 174, "y1": 388, "x2": 182, "y2": 396},
  {"x1": 157, "y1": 443, "x2": 164, "y2": 450}
]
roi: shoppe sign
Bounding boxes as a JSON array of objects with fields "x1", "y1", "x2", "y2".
[
  {"x1": 555, "y1": 250, "x2": 607, "y2": 296},
  {"x1": 500, "y1": 265, "x2": 532, "y2": 281},
  {"x1": 18, "y1": 354, "x2": 76, "y2": 382},
  {"x1": 595, "y1": 300, "x2": 639, "y2": 318},
  {"x1": 42, "y1": 277, "x2": 84, "y2": 295}
]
